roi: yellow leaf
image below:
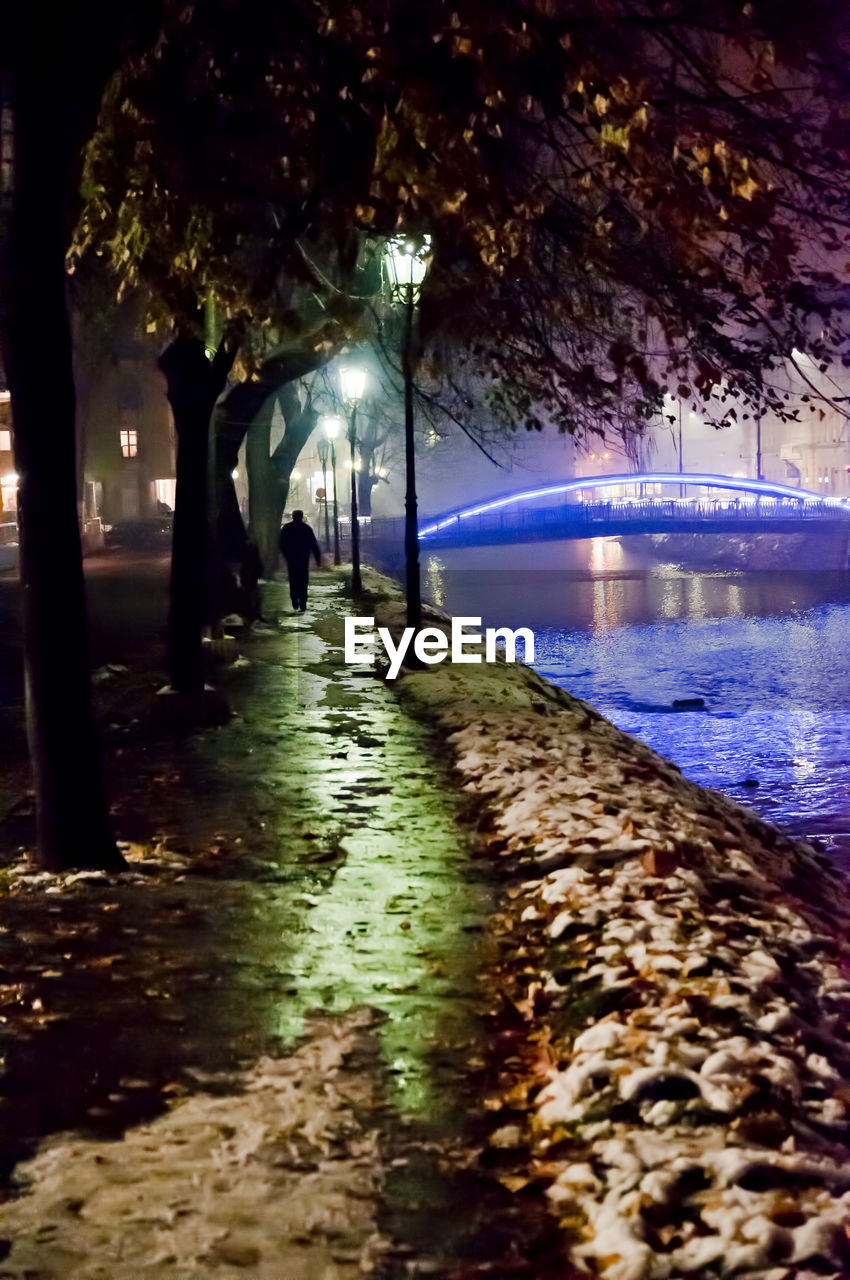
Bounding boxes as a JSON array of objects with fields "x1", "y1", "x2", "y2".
[{"x1": 733, "y1": 175, "x2": 760, "y2": 201}]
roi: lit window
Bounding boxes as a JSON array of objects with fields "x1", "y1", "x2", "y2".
[
  {"x1": 120, "y1": 429, "x2": 138, "y2": 458},
  {"x1": 1, "y1": 472, "x2": 18, "y2": 513},
  {"x1": 0, "y1": 430, "x2": 10, "y2": 452},
  {"x1": 154, "y1": 478, "x2": 176, "y2": 510}
]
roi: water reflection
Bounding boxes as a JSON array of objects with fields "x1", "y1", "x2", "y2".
[
  {"x1": 590, "y1": 536, "x2": 623, "y2": 573},
  {"x1": 430, "y1": 549, "x2": 850, "y2": 838},
  {"x1": 687, "y1": 576, "x2": 706, "y2": 622},
  {"x1": 425, "y1": 555, "x2": 447, "y2": 608}
]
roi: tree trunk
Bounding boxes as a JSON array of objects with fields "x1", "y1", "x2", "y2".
[
  {"x1": 261, "y1": 473, "x2": 290, "y2": 578},
  {"x1": 212, "y1": 380, "x2": 281, "y2": 563},
  {"x1": 358, "y1": 468, "x2": 377, "y2": 517},
  {"x1": 159, "y1": 334, "x2": 235, "y2": 691},
  {"x1": 214, "y1": 351, "x2": 334, "y2": 580},
  {"x1": 247, "y1": 381, "x2": 318, "y2": 576},
  {"x1": 246, "y1": 395, "x2": 280, "y2": 576},
  {"x1": 268, "y1": 393, "x2": 317, "y2": 562},
  {"x1": 0, "y1": 66, "x2": 121, "y2": 870}
]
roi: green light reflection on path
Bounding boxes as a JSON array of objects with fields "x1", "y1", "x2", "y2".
[{"x1": 261, "y1": 594, "x2": 493, "y2": 1120}]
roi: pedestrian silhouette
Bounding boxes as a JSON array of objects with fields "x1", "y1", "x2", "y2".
[{"x1": 279, "y1": 510, "x2": 321, "y2": 613}]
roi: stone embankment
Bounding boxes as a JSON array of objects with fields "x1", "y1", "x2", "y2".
[
  {"x1": 369, "y1": 570, "x2": 850, "y2": 1280},
  {"x1": 642, "y1": 528, "x2": 849, "y2": 571}
]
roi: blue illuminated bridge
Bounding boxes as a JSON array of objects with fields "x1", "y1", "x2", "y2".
[{"x1": 409, "y1": 472, "x2": 850, "y2": 547}]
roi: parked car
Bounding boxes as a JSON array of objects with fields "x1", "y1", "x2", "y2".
[{"x1": 105, "y1": 515, "x2": 173, "y2": 550}]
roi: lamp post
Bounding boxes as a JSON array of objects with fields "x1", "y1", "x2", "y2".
[
  {"x1": 384, "y1": 235, "x2": 431, "y2": 628},
  {"x1": 755, "y1": 370, "x2": 764, "y2": 483},
  {"x1": 678, "y1": 400, "x2": 684, "y2": 500},
  {"x1": 339, "y1": 366, "x2": 366, "y2": 594},
  {"x1": 316, "y1": 435, "x2": 331, "y2": 553},
  {"x1": 320, "y1": 414, "x2": 342, "y2": 566}
]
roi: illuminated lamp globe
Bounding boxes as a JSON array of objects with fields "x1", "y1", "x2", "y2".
[
  {"x1": 384, "y1": 235, "x2": 432, "y2": 297},
  {"x1": 339, "y1": 366, "x2": 366, "y2": 403}
]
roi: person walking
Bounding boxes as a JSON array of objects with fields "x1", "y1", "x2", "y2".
[{"x1": 279, "y1": 510, "x2": 322, "y2": 613}]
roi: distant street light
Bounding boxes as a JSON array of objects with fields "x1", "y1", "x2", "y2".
[
  {"x1": 384, "y1": 235, "x2": 432, "y2": 628},
  {"x1": 339, "y1": 367, "x2": 366, "y2": 594},
  {"x1": 320, "y1": 415, "x2": 342, "y2": 566}
]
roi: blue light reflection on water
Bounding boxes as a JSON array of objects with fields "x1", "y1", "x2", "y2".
[
  {"x1": 427, "y1": 550, "x2": 850, "y2": 840},
  {"x1": 534, "y1": 603, "x2": 850, "y2": 835}
]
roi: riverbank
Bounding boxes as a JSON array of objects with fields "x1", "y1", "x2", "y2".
[{"x1": 369, "y1": 569, "x2": 850, "y2": 1279}]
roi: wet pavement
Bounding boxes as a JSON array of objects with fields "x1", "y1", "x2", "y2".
[
  {"x1": 0, "y1": 550, "x2": 171, "y2": 815},
  {"x1": 0, "y1": 574, "x2": 559, "y2": 1276}
]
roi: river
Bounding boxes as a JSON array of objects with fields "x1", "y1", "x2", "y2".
[{"x1": 423, "y1": 537, "x2": 850, "y2": 859}]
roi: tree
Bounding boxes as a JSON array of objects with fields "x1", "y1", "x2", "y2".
[
  {"x1": 0, "y1": 3, "x2": 160, "y2": 871},
  {"x1": 215, "y1": 347, "x2": 337, "y2": 577},
  {"x1": 75, "y1": 0, "x2": 379, "y2": 645},
  {"x1": 356, "y1": 408, "x2": 394, "y2": 517},
  {"x1": 402, "y1": 1, "x2": 850, "y2": 432},
  {"x1": 76, "y1": 0, "x2": 850, "y2": 639},
  {"x1": 81, "y1": 0, "x2": 850, "y2": 413},
  {"x1": 159, "y1": 326, "x2": 239, "y2": 690}
]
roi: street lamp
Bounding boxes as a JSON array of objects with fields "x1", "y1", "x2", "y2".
[
  {"x1": 678, "y1": 400, "x2": 684, "y2": 500},
  {"x1": 383, "y1": 235, "x2": 431, "y2": 628},
  {"x1": 320, "y1": 415, "x2": 342, "y2": 566},
  {"x1": 339, "y1": 366, "x2": 366, "y2": 594},
  {"x1": 755, "y1": 370, "x2": 764, "y2": 483}
]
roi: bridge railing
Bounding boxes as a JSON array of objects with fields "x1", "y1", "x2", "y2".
[
  {"x1": 335, "y1": 498, "x2": 847, "y2": 549},
  {"x1": 422, "y1": 498, "x2": 844, "y2": 538}
]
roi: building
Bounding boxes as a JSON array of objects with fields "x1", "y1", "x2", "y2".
[
  {"x1": 757, "y1": 354, "x2": 850, "y2": 498},
  {"x1": 0, "y1": 388, "x2": 14, "y2": 525},
  {"x1": 75, "y1": 298, "x2": 176, "y2": 528},
  {"x1": 0, "y1": 297, "x2": 177, "y2": 562}
]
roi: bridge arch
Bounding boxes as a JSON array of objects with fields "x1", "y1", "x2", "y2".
[{"x1": 420, "y1": 472, "x2": 845, "y2": 538}]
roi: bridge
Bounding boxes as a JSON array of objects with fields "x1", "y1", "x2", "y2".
[{"x1": 412, "y1": 473, "x2": 850, "y2": 547}]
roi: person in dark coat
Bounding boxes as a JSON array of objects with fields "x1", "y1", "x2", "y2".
[{"x1": 278, "y1": 510, "x2": 321, "y2": 612}]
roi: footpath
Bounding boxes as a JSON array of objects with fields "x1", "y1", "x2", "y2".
[
  {"x1": 0, "y1": 573, "x2": 551, "y2": 1279},
  {"x1": 0, "y1": 569, "x2": 849, "y2": 1279}
]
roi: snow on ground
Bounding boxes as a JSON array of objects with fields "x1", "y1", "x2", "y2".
[
  {"x1": 0, "y1": 1007, "x2": 388, "y2": 1279},
  {"x1": 370, "y1": 572, "x2": 850, "y2": 1279}
]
